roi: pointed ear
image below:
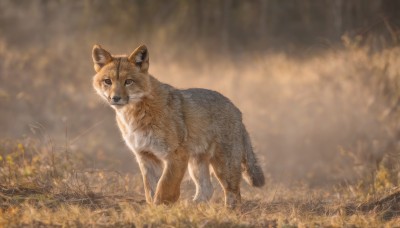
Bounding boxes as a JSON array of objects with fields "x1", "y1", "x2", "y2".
[
  {"x1": 92, "y1": 45, "x2": 112, "y2": 72},
  {"x1": 128, "y1": 45, "x2": 149, "y2": 73}
]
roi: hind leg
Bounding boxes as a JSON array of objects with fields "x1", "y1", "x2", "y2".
[
  {"x1": 188, "y1": 154, "x2": 213, "y2": 203},
  {"x1": 210, "y1": 148, "x2": 242, "y2": 208}
]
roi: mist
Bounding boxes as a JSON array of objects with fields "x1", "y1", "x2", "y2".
[{"x1": 1, "y1": 0, "x2": 400, "y2": 189}]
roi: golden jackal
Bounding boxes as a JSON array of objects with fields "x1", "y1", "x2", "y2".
[{"x1": 91, "y1": 44, "x2": 264, "y2": 208}]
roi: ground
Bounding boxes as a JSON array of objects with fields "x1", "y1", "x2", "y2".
[{"x1": 1, "y1": 139, "x2": 400, "y2": 227}]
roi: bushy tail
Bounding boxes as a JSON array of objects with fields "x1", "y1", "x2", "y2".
[{"x1": 241, "y1": 127, "x2": 265, "y2": 187}]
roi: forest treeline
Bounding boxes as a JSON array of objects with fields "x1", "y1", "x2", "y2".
[{"x1": 1, "y1": 0, "x2": 399, "y2": 53}]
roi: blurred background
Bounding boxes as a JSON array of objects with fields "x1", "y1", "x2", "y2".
[{"x1": 1, "y1": 0, "x2": 400, "y2": 188}]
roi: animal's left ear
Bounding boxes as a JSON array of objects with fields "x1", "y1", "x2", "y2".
[
  {"x1": 128, "y1": 45, "x2": 149, "y2": 73},
  {"x1": 92, "y1": 45, "x2": 112, "y2": 72}
]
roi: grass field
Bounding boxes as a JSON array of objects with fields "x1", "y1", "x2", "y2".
[
  {"x1": 1, "y1": 139, "x2": 400, "y2": 227},
  {"x1": 2, "y1": 36, "x2": 400, "y2": 227},
  {"x1": 2, "y1": 1, "x2": 400, "y2": 226}
]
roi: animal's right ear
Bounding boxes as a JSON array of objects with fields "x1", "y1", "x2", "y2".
[{"x1": 92, "y1": 45, "x2": 112, "y2": 72}]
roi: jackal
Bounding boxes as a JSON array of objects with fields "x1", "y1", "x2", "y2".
[{"x1": 92, "y1": 44, "x2": 264, "y2": 208}]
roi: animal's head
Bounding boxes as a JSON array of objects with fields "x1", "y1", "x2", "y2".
[{"x1": 92, "y1": 44, "x2": 150, "y2": 108}]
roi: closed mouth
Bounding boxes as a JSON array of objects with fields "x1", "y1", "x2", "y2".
[{"x1": 110, "y1": 102, "x2": 126, "y2": 106}]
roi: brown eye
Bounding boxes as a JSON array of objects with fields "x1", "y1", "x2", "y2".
[
  {"x1": 103, "y1": 79, "x2": 112, "y2": 85},
  {"x1": 125, "y1": 79, "x2": 134, "y2": 86}
]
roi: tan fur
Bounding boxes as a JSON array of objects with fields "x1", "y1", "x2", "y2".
[{"x1": 92, "y1": 44, "x2": 265, "y2": 208}]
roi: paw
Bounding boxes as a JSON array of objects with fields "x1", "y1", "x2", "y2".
[
  {"x1": 193, "y1": 188, "x2": 214, "y2": 203},
  {"x1": 225, "y1": 192, "x2": 241, "y2": 209},
  {"x1": 154, "y1": 191, "x2": 180, "y2": 205},
  {"x1": 193, "y1": 195, "x2": 209, "y2": 203}
]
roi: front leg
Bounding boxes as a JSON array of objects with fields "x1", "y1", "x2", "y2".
[
  {"x1": 154, "y1": 148, "x2": 189, "y2": 204},
  {"x1": 137, "y1": 152, "x2": 163, "y2": 203}
]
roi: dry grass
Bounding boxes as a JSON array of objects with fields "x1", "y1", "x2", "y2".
[
  {"x1": 2, "y1": 2, "x2": 400, "y2": 226},
  {"x1": 1, "y1": 137, "x2": 400, "y2": 227},
  {"x1": 2, "y1": 15, "x2": 400, "y2": 225}
]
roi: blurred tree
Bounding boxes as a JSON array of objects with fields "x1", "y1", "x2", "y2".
[{"x1": 1, "y1": 0, "x2": 399, "y2": 52}]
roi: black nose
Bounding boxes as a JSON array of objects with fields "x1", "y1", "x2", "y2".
[{"x1": 112, "y1": 96, "x2": 121, "y2": 102}]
